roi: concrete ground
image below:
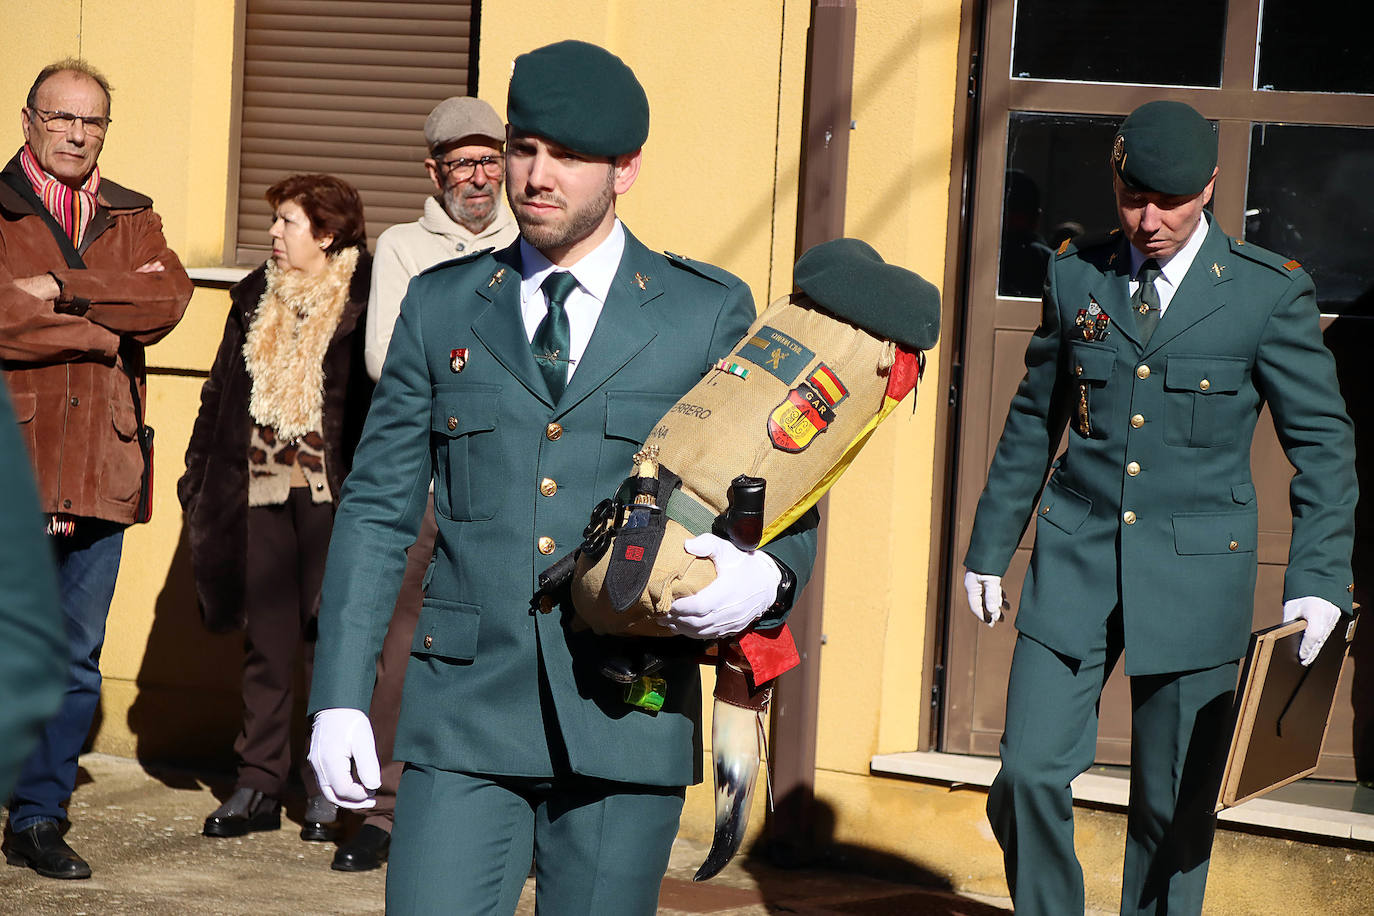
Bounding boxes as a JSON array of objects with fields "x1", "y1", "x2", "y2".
[{"x1": 0, "y1": 754, "x2": 1036, "y2": 916}]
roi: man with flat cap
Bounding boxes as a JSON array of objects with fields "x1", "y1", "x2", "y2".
[
  {"x1": 306, "y1": 39, "x2": 816, "y2": 913},
  {"x1": 327, "y1": 95, "x2": 522, "y2": 874},
  {"x1": 963, "y1": 100, "x2": 1356, "y2": 914}
]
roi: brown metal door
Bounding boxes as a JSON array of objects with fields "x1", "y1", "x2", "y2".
[{"x1": 943, "y1": 0, "x2": 1373, "y2": 780}]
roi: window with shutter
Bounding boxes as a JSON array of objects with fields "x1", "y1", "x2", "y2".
[{"x1": 229, "y1": 0, "x2": 478, "y2": 265}]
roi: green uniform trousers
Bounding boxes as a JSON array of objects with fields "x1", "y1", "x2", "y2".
[
  {"x1": 386, "y1": 762, "x2": 685, "y2": 915},
  {"x1": 989, "y1": 610, "x2": 1237, "y2": 916}
]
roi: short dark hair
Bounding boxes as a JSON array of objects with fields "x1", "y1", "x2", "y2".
[
  {"x1": 265, "y1": 174, "x2": 367, "y2": 253},
  {"x1": 27, "y1": 58, "x2": 113, "y2": 117}
]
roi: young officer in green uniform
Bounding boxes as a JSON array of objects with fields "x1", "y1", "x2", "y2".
[
  {"x1": 305, "y1": 40, "x2": 816, "y2": 914},
  {"x1": 962, "y1": 101, "x2": 1356, "y2": 915}
]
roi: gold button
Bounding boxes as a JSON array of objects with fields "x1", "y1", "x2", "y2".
[
  {"x1": 447, "y1": 416, "x2": 458, "y2": 431},
  {"x1": 537, "y1": 536, "x2": 556, "y2": 555},
  {"x1": 1136, "y1": 365, "x2": 1150, "y2": 380},
  {"x1": 546, "y1": 422, "x2": 563, "y2": 441},
  {"x1": 1229, "y1": 540, "x2": 1239, "y2": 551},
  {"x1": 423, "y1": 634, "x2": 433, "y2": 649},
  {"x1": 1123, "y1": 510, "x2": 1137, "y2": 525},
  {"x1": 1199, "y1": 379, "x2": 1210, "y2": 391},
  {"x1": 1349, "y1": 583, "x2": 1356, "y2": 593},
  {"x1": 1041, "y1": 505, "x2": 1050, "y2": 515},
  {"x1": 1127, "y1": 461, "x2": 1140, "y2": 476},
  {"x1": 1075, "y1": 365, "x2": 1083, "y2": 376},
  {"x1": 539, "y1": 477, "x2": 557, "y2": 497},
  {"x1": 1131, "y1": 414, "x2": 1145, "y2": 428}
]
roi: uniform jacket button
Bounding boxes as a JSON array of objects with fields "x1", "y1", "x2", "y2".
[
  {"x1": 538, "y1": 536, "x2": 556, "y2": 555},
  {"x1": 1136, "y1": 365, "x2": 1150, "y2": 380},
  {"x1": 1123, "y1": 510, "x2": 1137, "y2": 525},
  {"x1": 1199, "y1": 379, "x2": 1211, "y2": 391},
  {"x1": 447, "y1": 416, "x2": 459, "y2": 431},
  {"x1": 1229, "y1": 540, "x2": 1239, "y2": 551},
  {"x1": 423, "y1": 634, "x2": 433, "y2": 649},
  {"x1": 539, "y1": 478, "x2": 557, "y2": 497},
  {"x1": 1127, "y1": 461, "x2": 1140, "y2": 476},
  {"x1": 546, "y1": 422, "x2": 563, "y2": 441},
  {"x1": 1131, "y1": 414, "x2": 1145, "y2": 428}
]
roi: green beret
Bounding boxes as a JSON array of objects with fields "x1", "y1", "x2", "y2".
[
  {"x1": 507, "y1": 40, "x2": 649, "y2": 157},
  {"x1": 1112, "y1": 101, "x2": 1217, "y2": 196},
  {"x1": 794, "y1": 238, "x2": 940, "y2": 351}
]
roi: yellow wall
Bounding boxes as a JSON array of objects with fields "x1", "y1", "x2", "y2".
[{"x1": 2, "y1": 0, "x2": 966, "y2": 832}]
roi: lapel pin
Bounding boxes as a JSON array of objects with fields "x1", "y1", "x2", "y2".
[
  {"x1": 634, "y1": 272, "x2": 649, "y2": 290},
  {"x1": 1211, "y1": 262, "x2": 1225, "y2": 278},
  {"x1": 487, "y1": 267, "x2": 507, "y2": 288},
  {"x1": 450, "y1": 348, "x2": 469, "y2": 373}
]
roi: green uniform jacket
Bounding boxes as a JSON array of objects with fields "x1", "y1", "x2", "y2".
[
  {"x1": 309, "y1": 229, "x2": 817, "y2": 786},
  {"x1": 965, "y1": 217, "x2": 1356, "y2": 675}
]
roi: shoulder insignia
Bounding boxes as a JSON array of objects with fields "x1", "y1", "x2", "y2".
[
  {"x1": 417, "y1": 247, "x2": 492, "y2": 278},
  {"x1": 1056, "y1": 238, "x2": 1071, "y2": 255},
  {"x1": 1284, "y1": 259, "x2": 1301, "y2": 271},
  {"x1": 1226, "y1": 235, "x2": 1303, "y2": 277},
  {"x1": 663, "y1": 251, "x2": 741, "y2": 288}
]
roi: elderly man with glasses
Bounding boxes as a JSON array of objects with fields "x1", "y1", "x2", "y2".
[
  {"x1": 329, "y1": 95, "x2": 520, "y2": 874},
  {"x1": 0, "y1": 58, "x2": 192, "y2": 880}
]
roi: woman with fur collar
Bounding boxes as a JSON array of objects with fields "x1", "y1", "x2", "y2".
[{"x1": 178, "y1": 174, "x2": 373, "y2": 846}]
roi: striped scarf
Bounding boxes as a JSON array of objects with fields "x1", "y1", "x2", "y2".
[{"x1": 19, "y1": 144, "x2": 101, "y2": 249}]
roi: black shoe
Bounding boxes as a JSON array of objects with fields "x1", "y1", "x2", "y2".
[
  {"x1": 203, "y1": 787, "x2": 281, "y2": 837},
  {"x1": 4, "y1": 821, "x2": 92, "y2": 879},
  {"x1": 300, "y1": 794, "x2": 339, "y2": 842},
  {"x1": 331, "y1": 824, "x2": 391, "y2": 872}
]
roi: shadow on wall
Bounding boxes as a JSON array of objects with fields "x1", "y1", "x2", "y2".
[
  {"x1": 738, "y1": 794, "x2": 1012, "y2": 914},
  {"x1": 1325, "y1": 307, "x2": 1374, "y2": 785},
  {"x1": 125, "y1": 524, "x2": 244, "y2": 780}
]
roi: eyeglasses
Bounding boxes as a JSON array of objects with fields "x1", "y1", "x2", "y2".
[
  {"x1": 436, "y1": 155, "x2": 504, "y2": 182},
  {"x1": 26, "y1": 107, "x2": 112, "y2": 136}
]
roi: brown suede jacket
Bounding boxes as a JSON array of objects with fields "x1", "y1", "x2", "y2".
[
  {"x1": 0, "y1": 152, "x2": 193, "y2": 526},
  {"x1": 177, "y1": 255, "x2": 373, "y2": 631}
]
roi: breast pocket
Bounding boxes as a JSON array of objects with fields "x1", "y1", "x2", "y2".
[
  {"x1": 1068, "y1": 342, "x2": 1117, "y2": 440},
  {"x1": 594, "y1": 390, "x2": 680, "y2": 498},
  {"x1": 1163, "y1": 356, "x2": 1250, "y2": 447},
  {"x1": 431, "y1": 384, "x2": 500, "y2": 520}
]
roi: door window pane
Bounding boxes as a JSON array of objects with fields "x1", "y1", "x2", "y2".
[
  {"x1": 1258, "y1": 0, "x2": 1374, "y2": 94},
  {"x1": 1012, "y1": 0, "x2": 1226, "y2": 87},
  {"x1": 1000, "y1": 113, "x2": 1122, "y2": 297},
  {"x1": 1246, "y1": 124, "x2": 1374, "y2": 313}
]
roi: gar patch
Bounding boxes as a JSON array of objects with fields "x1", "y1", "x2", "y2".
[
  {"x1": 767, "y1": 364, "x2": 848, "y2": 453},
  {"x1": 735, "y1": 325, "x2": 815, "y2": 384}
]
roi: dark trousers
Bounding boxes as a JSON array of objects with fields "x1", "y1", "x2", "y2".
[
  {"x1": 363, "y1": 495, "x2": 437, "y2": 830},
  {"x1": 988, "y1": 614, "x2": 1237, "y2": 916},
  {"x1": 7, "y1": 521, "x2": 124, "y2": 832},
  {"x1": 236, "y1": 490, "x2": 333, "y2": 798},
  {"x1": 386, "y1": 764, "x2": 684, "y2": 916}
]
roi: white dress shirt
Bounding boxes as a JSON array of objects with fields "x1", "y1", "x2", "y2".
[
  {"x1": 518, "y1": 219, "x2": 626, "y2": 386},
  {"x1": 1127, "y1": 211, "x2": 1211, "y2": 318}
]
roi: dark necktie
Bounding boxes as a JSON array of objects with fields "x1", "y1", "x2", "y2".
[
  {"x1": 532, "y1": 271, "x2": 577, "y2": 400},
  {"x1": 1131, "y1": 259, "x2": 1162, "y2": 345}
]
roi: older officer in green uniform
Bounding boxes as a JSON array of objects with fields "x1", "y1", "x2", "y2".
[
  {"x1": 963, "y1": 101, "x2": 1356, "y2": 915},
  {"x1": 305, "y1": 40, "x2": 816, "y2": 915}
]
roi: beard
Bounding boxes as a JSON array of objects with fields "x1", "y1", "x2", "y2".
[
  {"x1": 508, "y1": 167, "x2": 616, "y2": 253},
  {"x1": 441, "y1": 182, "x2": 499, "y2": 234}
]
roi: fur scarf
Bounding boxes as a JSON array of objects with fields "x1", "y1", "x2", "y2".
[{"x1": 243, "y1": 245, "x2": 359, "y2": 441}]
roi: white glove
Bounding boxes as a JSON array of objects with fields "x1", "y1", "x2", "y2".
[
  {"x1": 307, "y1": 707, "x2": 381, "y2": 809},
  {"x1": 964, "y1": 569, "x2": 1005, "y2": 627},
  {"x1": 660, "y1": 533, "x2": 783, "y2": 639},
  {"x1": 1282, "y1": 596, "x2": 1342, "y2": 666}
]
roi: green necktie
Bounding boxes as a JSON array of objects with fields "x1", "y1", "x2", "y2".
[
  {"x1": 532, "y1": 271, "x2": 577, "y2": 400},
  {"x1": 1132, "y1": 259, "x2": 1162, "y2": 345}
]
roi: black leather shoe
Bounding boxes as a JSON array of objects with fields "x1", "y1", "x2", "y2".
[
  {"x1": 300, "y1": 794, "x2": 339, "y2": 842},
  {"x1": 331, "y1": 824, "x2": 391, "y2": 872},
  {"x1": 4, "y1": 821, "x2": 92, "y2": 879},
  {"x1": 203, "y1": 787, "x2": 280, "y2": 837}
]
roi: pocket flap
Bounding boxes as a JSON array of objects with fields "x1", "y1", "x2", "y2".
[
  {"x1": 605, "y1": 390, "x2": 677, "y2": 442},
  {"x1": 1173, "y1": 510, "x2": 1256, "y2": 555},
  {"x1": 1037, "y1": 477, "x2": 1092, "y2": 534},
  {"x1": 431, "y1": 385, "x2": 499, "y2": 439},
  {"x1": 1231, "y1": 482, "x2": 1256, "y2": 504},
  {"x1": 412, "y1": 597, "x2": 480, "y2": 661},
  {"x1": 11, "y1": 392, "x2": 36, "y2": 423},
  {"x1": 1165, "y1": 355, "x2": 1246, "y2": 394},
  {"x1": 110, "y1": 400, "x2": 139, "y2": 439},
  {"x1": 1069, "y1": 343, "x2": 1115, "y2": 383}
]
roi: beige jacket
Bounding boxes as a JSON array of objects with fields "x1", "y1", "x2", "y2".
[{"x1": 364, "y1": 196, "x2": 518, "y2": 380}]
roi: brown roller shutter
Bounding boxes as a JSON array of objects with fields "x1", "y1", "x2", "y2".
[{"x1": 230, "y1": 0, "x2": 478, "y2": 265}]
